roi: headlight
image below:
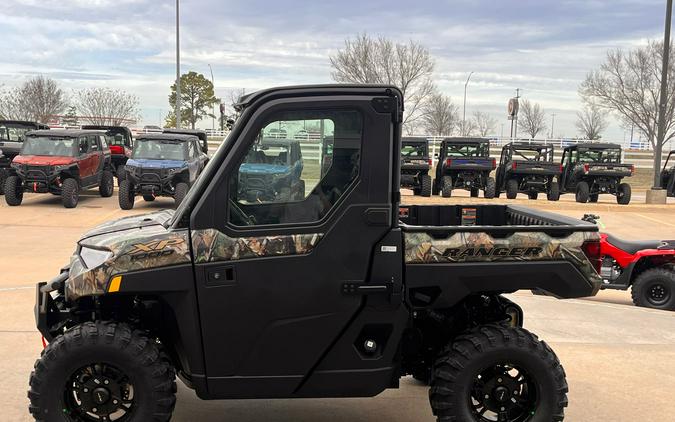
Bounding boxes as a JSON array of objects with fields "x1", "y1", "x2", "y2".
[
  {"x1": 79, "y1": 246, "x2": 113, "y2": 269},
  {"x1": 167, "y1": 167, "x2": 185, "y2": 175},
  {"x1": 54, "y1": 165, "x2": 70, "y2": 172}
]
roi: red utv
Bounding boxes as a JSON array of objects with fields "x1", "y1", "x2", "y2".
[
  {"x1": 583, "y1": 214, "x2": 675, "y2": 310},
  {"x1": 81, "y1": 125, "x2": 133, "y2": 181},
  {"x1": 4, "y1": 130, "x2": 114, "y2": 208}
]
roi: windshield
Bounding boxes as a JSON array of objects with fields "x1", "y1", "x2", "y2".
[
  {"x1": 21, "y1": 137, "x2": 75, "y2": 156},
  {"x1": 401, "y1": 143, "x2": 427, "y2": 157},
  {"x1": 107, "y1": 133, "x2": 127, "y2": 147},
  {"x1": 132, "y1": 139, "x2": 186, "y2": 160},
  {"x1": 0, "y1": 126, "x2": 33, "y2": 142},
  {"x1": 511, "y1": 147, "x2": 552, "y2": 162},
  {"x1": 243, "y1": 144, "x2": 291, "y2": 166},
  {"x1": 578, "y1": 148, "x2": 621, "y2": 163},
  {"x1": 446, "y1": 143, "x2": 488, "y2": 157}
]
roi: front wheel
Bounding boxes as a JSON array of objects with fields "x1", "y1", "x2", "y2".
[
  {"x1": 505, "y1": 179, "x2": 519, "y2": 199},
  {"x1": 28, "y1": 321, "x2": 177, "y2": 422},
  {"x1": 528, "y1": 191, "x2": 539, "y2": 200},
  {"x1": 441, "y1": 176, "x2": 453, "y2": 198},
  {"x1": 61, "y1": 178, "x2": 80, "y2": 208},
  {"x1": 617, "y1": 183, "x2": 631, "y2": 205},
  {"x1": 0, "y1": 170, "x2": 6, "y2": 195},
  {"x1": 631, "y1": 267, "x2": 675, "y2": 310},
  {"x1": 484, "y1": 177, "x2": 496, "y2": 199},
  {"x1": 575, "y1": 181, "x2": 590, "y2": 203},
  {"x1": 99, "y1": 170, "x2": 114, "y2": 198},
  {"x1": 430, "y1": 325, "x2": 568, "y2": 422},
  {"x1": 4, "y1": 175, "x2": 23, "y2": 206},
  {"x1": 547, "y1": 181, "x2": 560, "y2": 201},
  {"x1": 118, "y1": 179, "x2": 135, "y2": 210},
  {"x1": 420, "y1": 174, "x2": 432, "y2": 197}
]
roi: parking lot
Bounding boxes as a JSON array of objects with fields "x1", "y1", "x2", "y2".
[{"x1": 1, "y1": 188, "x2": 674, "y2": 421}]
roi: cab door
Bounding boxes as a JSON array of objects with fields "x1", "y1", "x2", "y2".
[
  {"x1": 190, "y1": 93, "x2": 399, "y2": 399},
  {"x1": 76, "y1": 136, "x2": 94, "y2": 182}
]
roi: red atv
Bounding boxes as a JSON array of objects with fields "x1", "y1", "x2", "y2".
[
  {"x1": 4, "y1": 129, "x2": 114, "y2": 208},
  {"x1": 583, "y1": 214, "x2": 675, "y2": 310}
]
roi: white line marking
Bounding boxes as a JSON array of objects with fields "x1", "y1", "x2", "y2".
[{"x1": 0, "y1": 286, "x2": 34, "y2": 292}]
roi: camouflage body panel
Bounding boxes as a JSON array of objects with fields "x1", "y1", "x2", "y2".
[
  {"x1": 192, "y1": 229, "x2": 322, "y2": 263},
  {"x1": 66, "y1": 227, "x2": 190, "y2": 301},
  {"x1": 404, "y1": 230, "x2": 602, "y2": 283}
]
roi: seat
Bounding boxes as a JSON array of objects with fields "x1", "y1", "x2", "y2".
[{"x1": 605, "y1": 234, "x2": 665, "y2": 254}]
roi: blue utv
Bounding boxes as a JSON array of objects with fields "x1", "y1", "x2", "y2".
[{"x1": 118, "y1": 133, "x2": 208, "y2": 209}]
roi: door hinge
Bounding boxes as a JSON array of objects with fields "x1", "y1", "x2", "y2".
[{"x1": 342, "y1": 282, "x2": 393, "y2": 296}]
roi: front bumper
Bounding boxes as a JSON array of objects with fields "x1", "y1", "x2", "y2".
[
  {"x1": 127, "y1": 170, "x2": 176, "y2": 196},
  {"x1": 35, "y1": 271, "x2": 70, "y2": 341}
]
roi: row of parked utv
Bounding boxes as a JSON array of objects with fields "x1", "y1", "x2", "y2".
[
  {"x1": 0, "y1": 120, "x2": 209, "y2": 209},
  {"x1": 401, "y1": 137, "x2": 675, "y2": 204}
]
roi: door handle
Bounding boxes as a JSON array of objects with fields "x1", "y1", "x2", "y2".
[{"x1": 205, "y1": 266, "x2": 236, "y2": 287}]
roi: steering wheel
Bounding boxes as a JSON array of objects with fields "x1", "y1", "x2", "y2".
[{"x1": 228, "y1": 198, "x2": 257, "y2": 226}]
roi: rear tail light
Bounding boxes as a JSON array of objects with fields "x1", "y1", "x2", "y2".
[
  {"x1": 583, "y1": 164, "x2": 590, "y2": 173},
  {"x1": 512, "y1": 162, "x2": 518, "y2": 170},
  {"x1": 581, "y1": 239, "x2": 602, "y2": 275},
  {"x1": 559, "y1": 164, "x2": 563, "y2": 172},
  {"x1": 446, "y1": 158, "x2": 452, "y2": 166},
  {"x1": 492, "y1": 158, "x2": 496, "y2": 170},
  {"x1": 630, "y1": 165, "x2": 635, "y2": 175},
  {"x1": 428, "y1": 159, "x2": 433, "y2": 166}
]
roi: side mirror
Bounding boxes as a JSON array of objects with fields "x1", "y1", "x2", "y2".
[{"x1": 434, "y1": 153, "x2": 439, "y2": 158}]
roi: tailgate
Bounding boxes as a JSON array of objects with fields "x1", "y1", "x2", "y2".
[
  {"x1": 586, "y1": 163, "x2": 633, "y2": 177},
  {"x1": 512, "y1": 161, "x2": 561, "y2": 175},
  {"x1": 448, "y1": 158, "x2": 493, "y2": 171}
]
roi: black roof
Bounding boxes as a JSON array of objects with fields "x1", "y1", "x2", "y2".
[
  {"x1": 235, "y1": 84, "x2": 403, "y2": 111},
  {"x1": 0, "y1": 120, "x2": 49, "y2": 129},
  {"x1": 81, "y1": 125, "x2": 132, "y2": 136},
  {"x1": 136, "y1": 133, "x2": 197, "y2": 142},
  {"x1": 505, "y1": 142, "x2": 554, "y2": 150},
  {"x1": 563, "y1": 142, "x2": 621, "y2": 150},
  {"x1": 164, "y1": 128, "x2": 208, "y2": 141},
  {"x1": 26, "y1": 129, "x2": 104, "y2": 138},
  {"x1": 402, "y1": 137, "x2": 428, "y2": 144},
  {"x1": 441, "y1": 137, "x2": 489, "y2": 144}
]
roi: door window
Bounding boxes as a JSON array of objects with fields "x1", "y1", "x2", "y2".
[
  {"x1": 88, "y1": 135, "x2": 100, "y2": 152},
  {"x1": 228, "y1": 109, "x2": 362, "y2": 226},
  {"x1": 78, "y1": 137, "x2": 89, "y2": 155}
]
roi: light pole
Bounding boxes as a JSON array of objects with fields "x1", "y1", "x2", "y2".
[
  {"x1": 654, "y1": 0, "x2": 673, "y2": 189},
  {"x1": 462, "y1": 71, "x2": 474, "y2": 133},
  {"x1": 208, "y1": 63, "x2": 215, "y2": 132},
  {"x1": 550, "y1": 113, "x2": 556, "y2": 139},
  {"x1": 175, "y1": 0, "x2": 181, "y2": 129}
]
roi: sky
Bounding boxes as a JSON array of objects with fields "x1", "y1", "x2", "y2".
[{"x1": 0, "y1": 0, "x2": 670, "y2": 140}]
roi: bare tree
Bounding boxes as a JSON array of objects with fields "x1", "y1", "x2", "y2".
[
  {"x1": 472, "y1": 111, "x2": 498, "y2": 137},
  {"x1": 456, "y1": 119, "x2": 476, "y2": 137},
  {"x1": 76, "y1": 88, "x2": 140, "y2": 126},
  {"x1": 330, "y1": 33, "x2": 435, "y2": 132},
  {"x1": 518, "y1": 99, "x2": 547, "y2": 139},
  {"x1": 580, "y1": 40, "x2": 675, "y2": 185},
  {"x1": 575, "y1": 103, "x2": 608, "y2": 140},
  {"x1": 0, "y1": 76, "x2": 68, "y2": 123},
  {"x1": 421, "y1": 92, "x2": 459, "y2": 137}
]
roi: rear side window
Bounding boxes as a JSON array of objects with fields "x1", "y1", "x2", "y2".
[{"x1": 227, "y1": 109, "x2": 362, "y2": 226}]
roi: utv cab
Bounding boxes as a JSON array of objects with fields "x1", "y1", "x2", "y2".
[
  {"x1": 559, "y1": 143, "x2": 634, "y2": 204},
  {"x1": 495, "y1": 142, "x2": 562, "y2": 201},
  {"x1": 81, "y1": 125, "x2": 133, "y2": 181},
  {"x1": 118, "y1": 133, "x2": 208, "y2": 209},
  {"x1": 4, "y1": 129, "x2": 114, "y2": 208},
  {"x1": 662, "y1": 150, "x2": 675, "y2": 197},
  {"x1": 164, "y1": 128, "x2": 209, "y2": 154},
  {"x1": 238, "y1": 138, "x2": 305, "y2": 203},
  {"x1": 434, "y1": 137, "x2": 496, "y2": 198},
  {"x1": 400, "y1": 138, "x2": 432, "y2": 197},
  {"x1": 0, "y1": 120, "x2": 49, "y2": 195}
]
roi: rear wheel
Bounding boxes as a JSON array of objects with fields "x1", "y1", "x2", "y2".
[
  {"x1": 505, "y1": 179, "x2": 519, "y2": 199},
  {"x1": 118, "y1": 179, "x2": 135, "y2": 210},
  {"x1": 28, "y1": 321, "x2": 177, "y2": 422},
  {"x1": 61, "y1": 178, "x2": 80, "y2": 208},
  {"x1": 4, "y1": 175, "x2": 23, "y2": 206},
  {"x1": 441, "y1": 176, "x2": 453, "y2": 198},
  {"x1": 420, "y1": 174, "x2": 432, "y2": 197},
  {"x1": 547, "y1": 181, "x2": 560, "y2": 201},
  {"x1": 429, "y1": 325, "x2": 568, "y2": 422},
  {"x1": 617, "y1": 183, "x2": 631, "y2": 205},
  {"x1": 631, "y1": 267, "x2": 675, "y2": 310},
  {"x1": 143, "y1": 194, "x2": 156, "y2": 202},
  {"x1": 432, "y1": 179, "x2": 440, "y2": 196},
  {"x1": 174, "y1": 182, "x2": 189, "y2": 207},
  {"x1": 99, "y1": 170, "x2": 114, "y2": 198},
  {"x1": 0, "y1": 170, "x2": 6, "y2": 195},
  {"x1": 484, "y1": 177, "x2": 496, "y2": 199},
  {"x1": 575, "y1": 181, "x2": 590, "y2": 203}
]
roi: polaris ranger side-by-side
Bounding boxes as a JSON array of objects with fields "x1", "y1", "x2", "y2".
[
  {"x1": 495, "y1": 142, "x2": 562, "y2": 201},
  {"x1": 559, "y1": 143, "x2": 634, "y2": 204},
  {"x1": 31, "y1": 85, "x2": 602, "y2": 422},
  {"x1": 434, "y1": 137, "x2": 496, "y2": 198},
  {"x1": 5, "y1": 130, "x2": 114, "y2": 208},
  {"x1": 118, "y1": 133, "x2": 208, "y2": 209},
  {"x1": 0, "y1": 120, "x2": 49, "y2": 194},
  {"x1": 400, "y1": 137, "x2": 432, "y2": 197}
]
